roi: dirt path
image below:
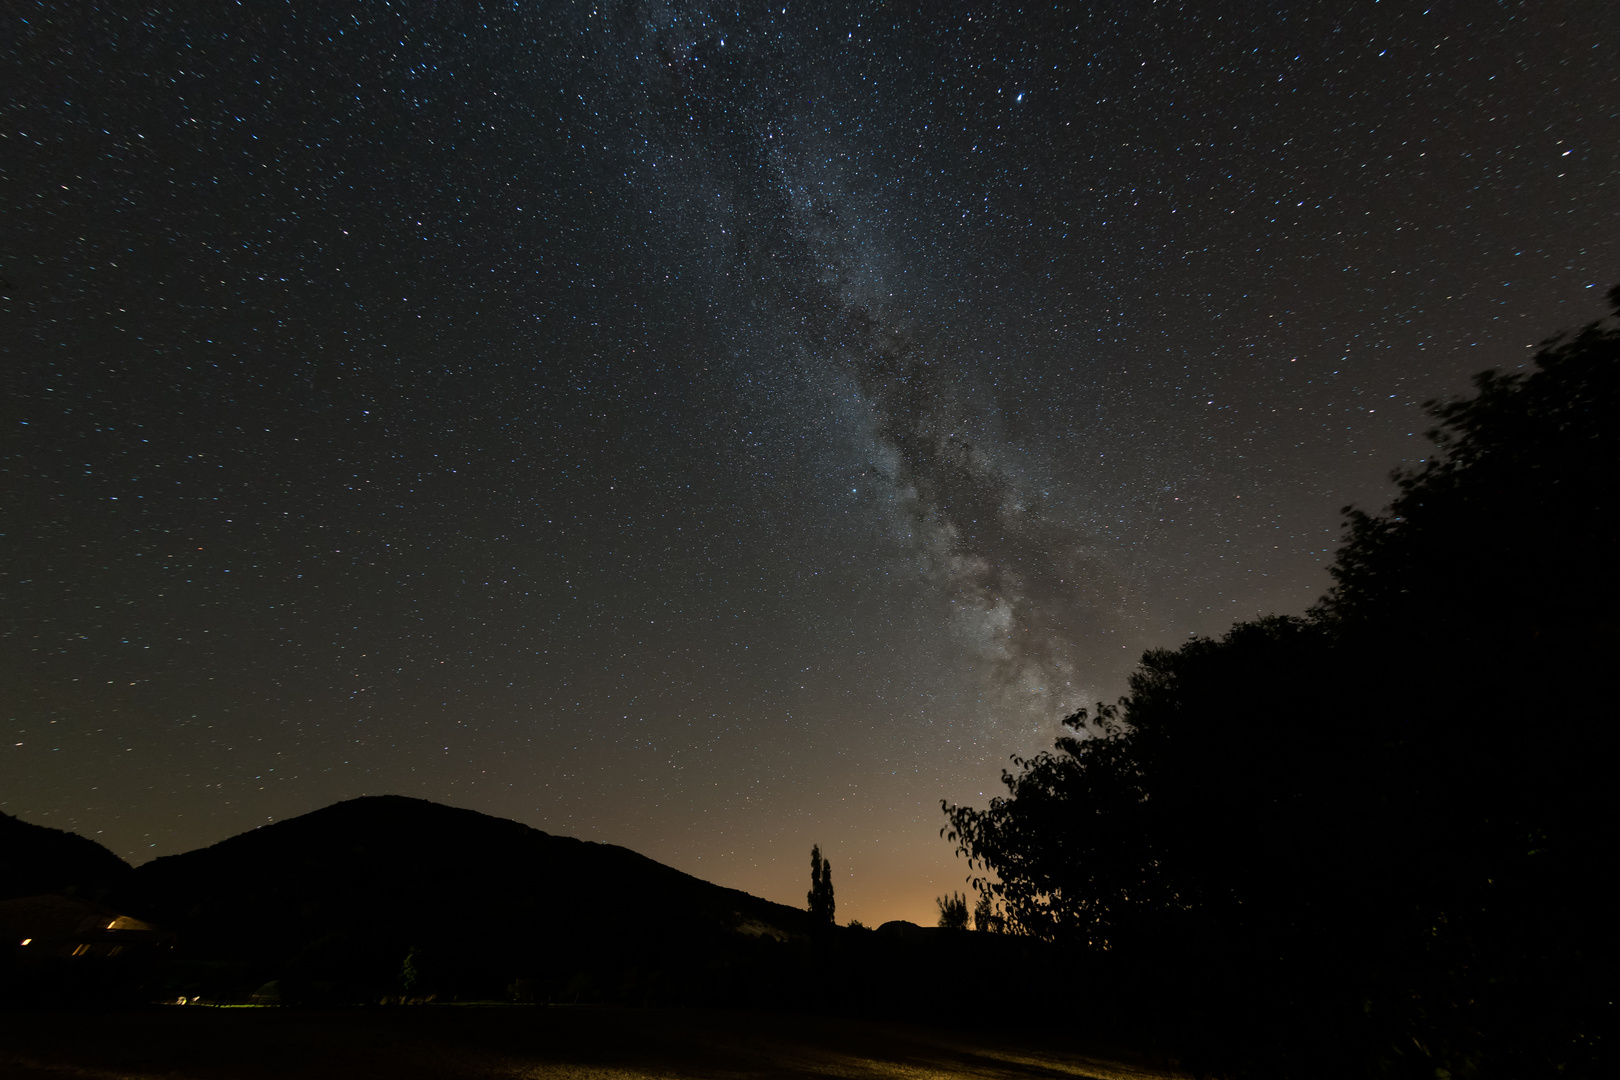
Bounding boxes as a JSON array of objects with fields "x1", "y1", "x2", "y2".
[{"x1": 0, "y1": 1006, "x2": 1183, "y2": 1080}]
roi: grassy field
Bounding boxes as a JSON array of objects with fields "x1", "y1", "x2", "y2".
[{"x1": 0, "y1": 1005, "x2": 1181, "y2": 1080}]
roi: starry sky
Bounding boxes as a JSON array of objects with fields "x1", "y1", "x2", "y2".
[{"x1": 4, "y1": 1, "x2": 1615, "y2": 926}]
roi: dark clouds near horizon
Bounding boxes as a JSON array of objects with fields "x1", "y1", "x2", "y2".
[{"x1": 4, "y1": 0, "x2": 1614, "y2": 922}]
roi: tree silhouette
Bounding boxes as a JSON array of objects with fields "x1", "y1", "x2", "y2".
[
  {"x1": 972, "y1": 892, "x2": 1002, "y2": 933},
  {"x1": 943, "y1": 289, "x2": 1620, "y2": 1078},
  {"x1": 1321, "y1": 285, "x2": 1620, "y2": 636},
  {"x1": 935, "y1": 891, "x2": 968, "y2": 930},
  {"x1": 399, "y1": 944, "x2": 424, "y2": 995},
  {"x1": 806, "y1": 844, "x2": 835, "y2": 926}
]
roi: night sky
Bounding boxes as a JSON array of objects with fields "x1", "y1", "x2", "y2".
[{"x1": 4, "y1": 1, "x2": 1615, "y2": 925}]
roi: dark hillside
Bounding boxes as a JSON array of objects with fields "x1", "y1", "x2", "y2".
[
  {"x1": 9, "y1": 800, "x2": 1067, "y2": 1020},
  {"x1": 117, "y1": 795, "x2": 819, "y2": 1004},
  {"x1": 0, "y1": 811, "x2": 130, "y2": 901}
]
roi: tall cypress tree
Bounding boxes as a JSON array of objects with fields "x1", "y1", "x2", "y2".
[{"x1": 807, "y1": 844, "x2": 835, "y2": 925}]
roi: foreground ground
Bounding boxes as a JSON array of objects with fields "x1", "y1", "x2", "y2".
[{"x1": 0, "y1": 1005, "x2": 1180, "y2": 1080}]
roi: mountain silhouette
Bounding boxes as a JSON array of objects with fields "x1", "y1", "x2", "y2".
[
  {"x1": 114, "y1": 795, "x2": 818, "y2": 1003},
  {"x1": 0, "y1": 811, "x2": 130, "y2": 902},
  {"x1": 6, "y1": 797, "x2": 1069, "y2": 1017}
]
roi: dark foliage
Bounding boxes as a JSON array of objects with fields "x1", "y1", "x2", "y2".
[
  {"x1": 945, "y1": 292, "x2": 1620, "y2": 1078},
  {"x1": 971, "y1": 892, "x2": 1003, "y2": 933},
  {"x1": 1322, "y1": 286, "x2": 1620, "y2": 636}
]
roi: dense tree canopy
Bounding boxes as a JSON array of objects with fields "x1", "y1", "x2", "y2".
[{"x1": 944, "y1": 291, "x2": 1619, "y2": 1079}]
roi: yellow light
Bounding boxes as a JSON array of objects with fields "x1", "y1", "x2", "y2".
[{"x1": 18, "y1": 938, "x2": 30, "y2": 946}]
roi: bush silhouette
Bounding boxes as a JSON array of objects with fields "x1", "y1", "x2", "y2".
[{"x1": 935, "y1": 892, "x2": 968, "y2": 931}]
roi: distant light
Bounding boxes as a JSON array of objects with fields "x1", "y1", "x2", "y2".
[{"x1": 19, "y1": 938, "x2": 30, "y2": 946}]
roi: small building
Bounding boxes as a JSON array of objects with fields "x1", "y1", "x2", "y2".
[{"x1": 0, "y1": 893, "x2": 173, "y2": 963}]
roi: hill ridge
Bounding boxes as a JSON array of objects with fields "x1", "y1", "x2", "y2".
[
  {"x1": 109, "y1": 794, "x2": 819, "y2": 1002},
  {"x1": 0, "y1": 810, "x2": 131, "y2": 901}
]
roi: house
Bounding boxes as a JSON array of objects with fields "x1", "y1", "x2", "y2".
[{"x1": 0, "y1": 893, "x2": 173, "y2": 963}]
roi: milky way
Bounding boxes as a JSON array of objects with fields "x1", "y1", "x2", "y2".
[
  {"x1": 591, "y1": 2, "x2": 1178, "y2": 718},
  {"x1": 4, "y1": 1, "x2": 1615, "y2": 923}
]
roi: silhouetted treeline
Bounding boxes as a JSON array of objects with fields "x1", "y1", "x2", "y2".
[{"x1": 944, "y1": 291, "x2": 1620, "y2": 1078}]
